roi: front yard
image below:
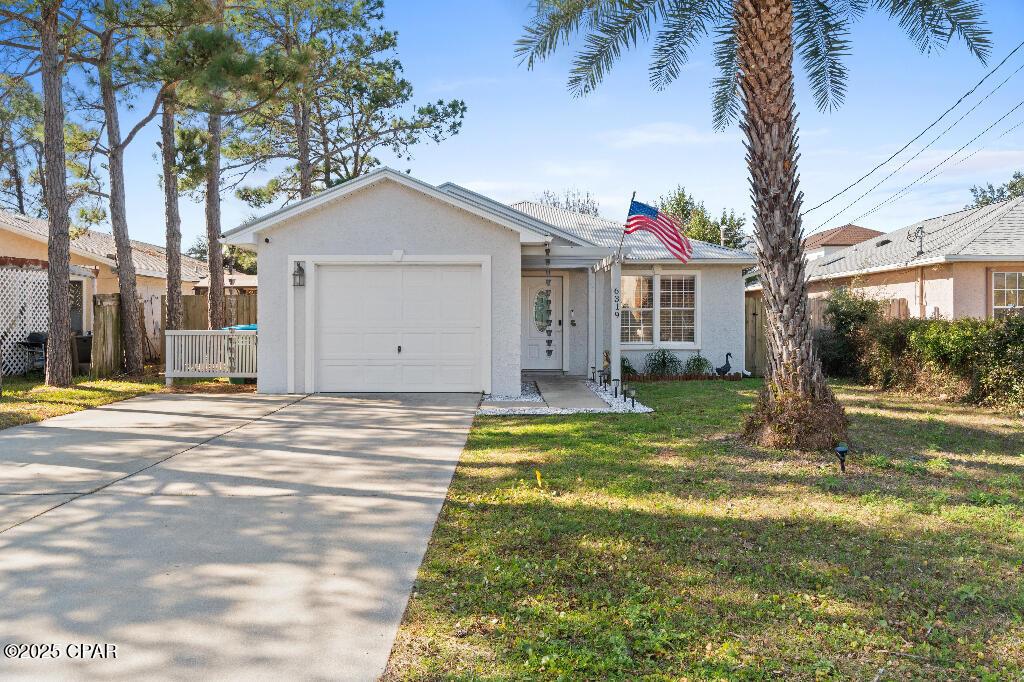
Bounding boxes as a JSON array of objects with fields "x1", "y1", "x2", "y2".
[
  {"x1": 386, "y1": 380, "x2": 1024, "y2": 680},
  {"x1": 0, "y1": 373, "x2": 253, "y2": 430}
]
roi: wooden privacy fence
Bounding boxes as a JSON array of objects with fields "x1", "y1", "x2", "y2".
[
  {"x1": 744, "y1": 293, "x2": 911, "y2": 377},
  {"x1": 161, "y1": 294, "x2": 257, "y2": 331},
  {"x1": 91, "y1": 294, "x2": 124, "y2": 378},
  {"x1": 91, "y1": 293, "x2": 258, "y2": 377},
  {"x1": 164, "y1": 329, "x2": 257, "y2": 385}
]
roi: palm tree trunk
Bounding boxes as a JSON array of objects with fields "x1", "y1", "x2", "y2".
[
  {"x1": 161, "y1": 87, "x2": 183, "y2": 331},
  {"x1": 736, "y1": 0, "x2": 846, "y2": 449},
  {"x1": 40, "y1": 1, "x2": 72, "y2": 387},
  {"x1": 98, "y1": 37, "x2": 146, "y2": 376}
]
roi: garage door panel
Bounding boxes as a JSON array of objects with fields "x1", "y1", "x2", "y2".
[
  {"x1": 315, "y1": 264, "x2": 483, "y2": 392},
  {"x1": 399, "y1": 332, "x2": 439, "y2": 356},
  {"x1": 439, "y1": 331, "x2": 477, "y2": 357}
]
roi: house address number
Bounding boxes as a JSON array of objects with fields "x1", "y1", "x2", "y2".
[{"x1": 613, "y1": 287, "x2": 620, "y2": 318}]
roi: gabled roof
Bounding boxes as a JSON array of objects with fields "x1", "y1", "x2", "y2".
[
  {"x1": 806, "y1": 197, "x2": 1024, "y2": 281},
  {"x1": 223, "y1": 167, "x2": 558, "y2": 246},
  {"x1": 438, "y1": 183, "x2": 590, "y2": 247},
  {"x1": 803, "y1": 224, "x2": 883, "y2": 250},
  {"x1": 511, "y1": 201, "x2": 756, "y2": 263},
  {"x1": 0, "y1": 209, "x2": 208, "y2": 281}
]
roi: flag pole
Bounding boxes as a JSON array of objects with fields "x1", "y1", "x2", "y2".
[{"x1": 616, "y1": 191, "x2": 635, "y2": 263}]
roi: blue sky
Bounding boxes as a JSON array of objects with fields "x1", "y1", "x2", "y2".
[{"x1": 116, "y1": 0, "x2": 1024, "y2": 249}]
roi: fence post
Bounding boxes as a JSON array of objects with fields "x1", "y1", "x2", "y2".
[{"x1": 91, "y1": 294, "x2": 123, "y2": 378}]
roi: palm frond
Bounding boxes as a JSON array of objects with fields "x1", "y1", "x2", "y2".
[
  {"x1": 648, "y1": 0, "x2": 729, "y2": 91},
  {"x1": 872, "y1": 0, "x2": 991, "y2": 63},
  {"x1": 794, "y1": 0, "x2": 852, "y2": 112},
  {"x1": 710, "y1": 19, "x2": 740, "y2": 131},
  {"x1": 565, "y1": 0, "x2": 667, "y2": 96},
  {"x1": 516, "y1": 0, "x2": 628, "y2": 69}
]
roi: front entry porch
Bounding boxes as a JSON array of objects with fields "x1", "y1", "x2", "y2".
[{"x1": 520, "y1": 245, "x2": 623, "y2": 386}]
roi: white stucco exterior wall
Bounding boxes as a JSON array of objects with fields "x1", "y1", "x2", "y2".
[
  {"x1": 620, "y1": 264, "x2": 747, "y2": 374},
  {"x1": 253, "y1": 180, "x2": 522, "y2": 395}
]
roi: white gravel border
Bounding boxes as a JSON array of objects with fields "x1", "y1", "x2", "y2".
[
  {"x1": 477, "y1": 379, "x2": 653, "y2": 416},
  {"x1": 481, "y1": 380, "x2": 543, "y2": 403}
]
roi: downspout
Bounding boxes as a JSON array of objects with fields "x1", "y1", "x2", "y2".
[{"x1": 917, "y1": 266, "x2": 926, "y2": 318}]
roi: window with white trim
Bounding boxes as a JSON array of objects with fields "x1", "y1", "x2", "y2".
[
  {"x1": 993, "y1": 271, "x2": 1024, "y2": 319},
  {"x1": 659, "y1": 275, "x2": 696, "y2": 342},
  {"x1": 621, "y1": 275, "x2": 654, "y2": 342},
  {"x1": 621, "y1": 272, "x2": 700, "y2": 346}
]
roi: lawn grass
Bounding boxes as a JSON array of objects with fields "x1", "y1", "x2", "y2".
[
  {"x1": 385, "y1": 379, "x2": 1024, "y2": 681},
  {"x1": 0, "y1": 373, "x2": 253, "y2": 430}
]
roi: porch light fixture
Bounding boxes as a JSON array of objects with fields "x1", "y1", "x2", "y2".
[{"x1": 292, "y1": 261, "x2": 306, "y2": 287}]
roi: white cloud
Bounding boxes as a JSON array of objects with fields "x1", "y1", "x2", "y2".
[{"x1": 599, "y1": 122, "x2": 739, "y2": 149}]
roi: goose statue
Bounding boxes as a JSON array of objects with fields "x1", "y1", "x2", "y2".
[{"x1": 715, "y1": 352, "x2": 732, "y2": 377}]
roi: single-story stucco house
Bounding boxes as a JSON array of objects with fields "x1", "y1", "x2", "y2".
[
  {"x1": 223, "y1": 168, "x2": 754, "y2": 395},
  {"x1": 748, "y1": 197, "x2": 1024, "y2": 320}
]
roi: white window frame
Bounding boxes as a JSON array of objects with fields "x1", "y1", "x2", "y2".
[
  {"x1": 621, "y1": 267, "x2": 701, "y2": 350},
  {"x1": 992, "y1": 270, "x2": 1024, "y2": 319}
]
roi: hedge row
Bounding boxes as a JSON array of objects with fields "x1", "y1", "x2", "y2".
[{"x1": 814, "y1": 289, "x2": 1024, "y2": 410}]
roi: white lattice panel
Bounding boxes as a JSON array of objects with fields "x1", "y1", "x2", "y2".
[{"x1": 0, "y1": 267, "x2": 50, "y2": 376}]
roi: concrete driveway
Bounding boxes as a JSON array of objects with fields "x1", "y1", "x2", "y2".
[{"x1": 0, "y1": 392, "x2": 478, "y2": 681}]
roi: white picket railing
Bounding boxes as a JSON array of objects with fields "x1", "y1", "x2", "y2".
[{"x1": 165, "y1": 330, "x2": 257, "y2": 386}]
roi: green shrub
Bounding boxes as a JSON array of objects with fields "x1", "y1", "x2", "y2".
[
  {"x1": 643, "y1": 349, "x2": 684, "y2": 376},
  {"x1": 682, "y1": 352, "x2": 713, "y2": 375},
  {"x1": 827, "y1": 297, "x2": 1024, "y2": 411},
  {"x1": 816, "y1": 288, "x2": 883, "y2": 379},
  {"x1": 621, "y1": 355, "x2": 638, "y2": 377}
]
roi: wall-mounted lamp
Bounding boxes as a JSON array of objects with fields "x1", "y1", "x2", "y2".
[{"x1": 292, "y1": 261, "x2": 305, "y2": 287}]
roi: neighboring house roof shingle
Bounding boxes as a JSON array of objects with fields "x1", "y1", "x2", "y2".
[
  {"x1": 803, "y1": 224, "x2": 883, "y2": 250},
  {"x1": 806, "y1": 197, "x2": 1024, "y2": 281},
  {"x1": 0, "y1": 209, "x2": 209, "y2": 281},
  {"x1": 510, "y1": 201, "x2": 755, "y2": 263}
]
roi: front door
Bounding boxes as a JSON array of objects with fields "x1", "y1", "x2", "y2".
[{"x1": 521, "y1": 276, "x2": 562, "y2": 370}]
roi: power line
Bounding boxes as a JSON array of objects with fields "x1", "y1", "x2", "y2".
[
  {"x1": 803, "y1": 39, "x2": 1024, "y2": 216},
  {"x1": 810, "y1": 62, "x2": 1024, "y2": 231},
  {"x1": 838, "y1": 101, "x2": 1024, "y2": 226}
]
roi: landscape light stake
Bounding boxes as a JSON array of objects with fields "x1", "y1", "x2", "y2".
[
  {"x1": 835, "y1": 442, "x2": 849, "y2": 473},
  {"x1": 627, "y1": 388, "x2": 636, "y2": 408},
  {"x1": 612, "y1": 378, "x2": 619, "y2": 398}
]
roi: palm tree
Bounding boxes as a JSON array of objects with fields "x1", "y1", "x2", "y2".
[{"x1": 518, "y1": 0, "x2": 989, "y2": 449}]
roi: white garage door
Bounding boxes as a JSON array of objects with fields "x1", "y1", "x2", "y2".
[{"x1": 315, "y1": 264, "x2": 483, "y2": 392}]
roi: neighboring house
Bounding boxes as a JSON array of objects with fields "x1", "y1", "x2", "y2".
[
  {"x1": 803, "y1": 223, "x2": 883, "y2": 262},
  {"x1": 192, "y1": 271, "x2": 257, "y2": 295},
  {"x1": 0, "y1": 210, "x2": 208, "y2": 352},
  {"x1": 748, "y1": 197, "x2": 1024, "y2": 320},
  {"x1": 223, "y1": 167, "x2": 754, "y2": 395}
]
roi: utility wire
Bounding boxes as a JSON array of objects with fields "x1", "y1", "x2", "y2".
[
  {"x1": 802, "y1": 39, "x2": 1024, "y2": 215},
  {"x1": 838, "y1": 100, "x2": 1024, "y2": 226},
  {"x1": 813, "y1": 64, "x2": 1024, "y2": 231}
]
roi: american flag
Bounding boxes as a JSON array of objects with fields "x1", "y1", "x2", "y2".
[{"x1": 625, "y1": 199, "x2": 693, "y2": 263}]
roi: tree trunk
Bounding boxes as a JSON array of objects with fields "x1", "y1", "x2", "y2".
[
  {"x1": 205, "y1": 109, "x2": 226, "y2": 329},
  {"x1": 161, "y1": 87, "x2": 183, "y2": 331},
  {"x1": 736, "y1": 0, "x2": 846, "y2": 449},
  {"x1": 40, "y1": 2, "x2": 73, "y2": 387},
  {"x1": 2, "y1": 126, "x2": 27, "y2": 214},
  {"x1": 98, "y1": 38, "x2": 146, "y2": 375},
  {"x1": 204, "y1": 0, "x2": 226, "y2": 330},
  {"x1": 294, "y1": 100, "x2": 312, "y2": 198}
]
